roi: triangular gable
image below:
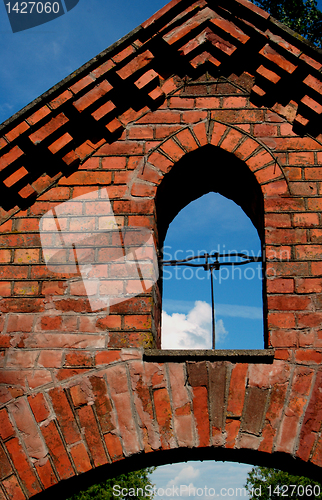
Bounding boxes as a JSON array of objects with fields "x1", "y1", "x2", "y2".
[{"x1": 0, "y1": 0, "x2": 322, "y2": 224}]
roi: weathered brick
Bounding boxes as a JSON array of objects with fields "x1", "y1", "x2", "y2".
[
  {"x1": 48, "y1": 387, "x2": 81, "y2": 444},
  {"x1": 6, "y1": 438, "x2": 41, "y2": 496},
  {"x1": 77, "y1": 406, "x2": 108, "y2": 466},
  {"x1": 227, "y1": 364, "x2": 248, "y2": 417}
]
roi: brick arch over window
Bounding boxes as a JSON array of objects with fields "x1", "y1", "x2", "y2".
[{"x1": 131, "y1": 120, "x2": 287, "y2": 242}]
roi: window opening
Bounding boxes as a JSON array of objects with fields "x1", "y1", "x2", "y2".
[
  {"x1": 160, "y1": 192, "x2": 264, "y2": 351},
  {"x1": 161, "y1": 250, "x2": 263, "y2": 349}
]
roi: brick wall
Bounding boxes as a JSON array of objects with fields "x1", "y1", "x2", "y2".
[{"x1": 1, "y1": 0, "x2": 322, "y2": 497}]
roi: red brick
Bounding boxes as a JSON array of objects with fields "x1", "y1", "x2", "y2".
[
  {"x1": 304, "y1": 167, "x2": 322, "y2": 180},
  {"x1": 77, "y1": 406, "x2": 108, "y2": 466},
  {"x1": 131, "y1": 182, "x2": 157, "y2": 197},
  {"x1": 41, "y1": 421, "x2": 74, "y2": 480},
  {"x1": 36, "y1": 458, "x2": 57, "y2": 489},
  {"x1": 49, "y1": 387, "x2": 81, "y2": 444},
  {"x1": 210, "y1": 122, "x2": 228, "y2": 146},
  {"x1": 117, "y1": 50, "x2": 154, "y2": 80},
  {"x1": 90, "y1": 375, "x2": 116, "y2": 433},
  {"x1": 5, "y1": 121, "x2": 30, "y2": 142},
  {"x1": 38, "y1": 350, "x2": 63, "y2": 367},
  {"x1": 160, "y1": 138, "x2": 185, "y2": 162},
  {"x1": 290, "y1": 182, "x2": 317, "y2": 196},
  {"x1": 13, "y1": 281, "x2": 38, "y2": 296},
  {"x1": 182, "y1": 110, "x2": 207, "y2": 123},
  {"x1": 307, "y1": 198, "x2": 322, "y2": 211},
  {"x1": 113, "y1": 45, "x2": 136, "y2": 63},
  {"x1": 212, "y1": 109, "x2": 265, "y2": 123},
  {"x1": 106, "y1": 365, "x2": 140, "y2": 454},
  {"x1": 269, "y1": 329, "x2": 297, "y2": 348},
  {"x1": 195, "y1": 97, "x2": 220, "y2": 108},
  {"x1": 96, "y1": 350, "x2": 121, "y2": 365},
  {"x1": 225, "y1": 419, "x2": 240, "y2": 448},
  {"x1": 7, "y1": 314, "x2": 34, "y2": 333},
  {"x1": 65, "y1": 351, "x2": 93, "y2": 367},
  {"x1": 6, "y1": 438, "x2": 41, "y2": 495},
  {"x1": 193, "y1": 121, "x2": 207, "y2": 146},
  {"x1": 169, "y1": 97, "x2": 194, "y2": 108},
  {"x1": 49, "y1": 89, "x2": 73, "y2": 110},
  {"x1": 137, "y1": 110, "x2": 181, "y2": 124},
  {"x1": 95, "y1": 141, "x2": 144, "y2": 155},
  {"x1": 128, "y1": 126, "x2": 154, "y2": 140},
  {"x1": 2, "y1": 475, "x2": 25, "y2": 500},
  {"x1": 70, "y1": 443, "x2": 92, "y2": 473},
  {"x1": 29, "y1": 113, "x2": 69, "y2": 144},
  {"x1": 48, "y1": 132, "x2": 73, "y2": 154},
  {"x1": 26, "y1": 105, "x2": 51, "y2": 125},
  {"x1": 267, "y1": 278, "x2": 294, "y2": 293},
  {"x1": 91, "y1": 59, "x2": 115, "y2": 78},
  {"x1": 267, "y1": 295, "x2": 310, "y2": 311},
  {"x1": 295, "y1": 245, "x2": 322, "y2": 260},
  {"x1": 268, "y1": 311, "x2": 296, "y2": 328},
  {"x1": 58, "y1": 171, "x2": 112, "y2": 186},
  {"x1": 0, "y1": 146, "x2": 24, "y2": 173},
  {"x1": 104, "y1": 433, "x2": 123, "y2": 460},
  {"x1": 0, "y1": 409, "x2": 15, "y2": 440},
  {"x1": 220, "y1": 128, "x2": 243, "y2": 152},
  {"x1": 28, "y1": 393, "x2": 50, "y2": 422},
  {"x1": 69, "y1": 75, "x2": 95, "y2": 94},
  {"x1": 293, "y1": 213, "x2": 319, "y2": 227},
  {"x1": 227, "y1": 364, "x2": 248, "y2": 417},
  {"x1": 154, "y1": 387, "x2": 174, "y2": 449}
]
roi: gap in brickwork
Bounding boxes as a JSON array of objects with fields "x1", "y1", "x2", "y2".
[{"x1": 161, "y1": 192, "x2": 264, "y2": 350}]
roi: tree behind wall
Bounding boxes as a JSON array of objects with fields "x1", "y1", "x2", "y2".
[
  {"x1": 67, "y1": 468, "x2": 156, "y2": 500},
  {"x1": 252, "y1": 0, "x2": 322, "y2": 47},
  {"x1": 245, "y1": 466, "x2": 322, "y2": 499}
]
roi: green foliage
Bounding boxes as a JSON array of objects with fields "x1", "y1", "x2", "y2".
[
  {"x1": 67, "y1": 467, "x2": 156, "y2": 500},
  {"x1": 245, "y1": 466, "x2": 322, "y2": 499},
  {"x1": 252, "y1": 0, "x2": 322, "y2": 47}
]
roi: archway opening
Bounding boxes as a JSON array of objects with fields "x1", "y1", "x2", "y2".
[{"x1": 155, "y1": 145, "x2": 266, "y2": 350}]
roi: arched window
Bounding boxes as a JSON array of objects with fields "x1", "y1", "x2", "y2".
[
  {"x1": 155, "y1": 144, "x2": 266, "y2": 351},
  {"x1": 161, "y1": 192, "x2": 264, "y2": 350}
]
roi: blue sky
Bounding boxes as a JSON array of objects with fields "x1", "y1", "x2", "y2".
[{"x1": 1, "y1": 0, "x2": 321, "y2": 495}]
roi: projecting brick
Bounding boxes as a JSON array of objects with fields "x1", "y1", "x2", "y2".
[
  {"x1": 73, "y1": 81, "x2": 112, "y2": 112},
  {"x1": 117, "y1": 50, "x2": 154, "y2": 80},
  {"x1": 49, "y1": 90, "x2": 73, "y2": 110},
  {"x1": 91, "y1": 59, "x2": 115, "y2": 78},
  {"x1": 69, "y1": 75, "x2": 95, "y2": 94},
  {"x1": 29, "y1": 113, "x2": 69, "y2": 144},
  {"x1": 26, "y1": 105, "x2": 51, "y2": 125},
  {"x1": 0, "y1": 146, "x2": 24, "y2": 172},
  {"x1": 5, "y1": 121, "x2": 30, "y2": 142}
]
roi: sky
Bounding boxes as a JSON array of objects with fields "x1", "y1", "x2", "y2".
[{"x1": 1, "y1": 0, "x2": 321, "y2": 496}]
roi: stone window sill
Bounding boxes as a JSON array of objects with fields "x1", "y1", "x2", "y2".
[{"x1": 143, "y1": 349, "x2": 275, "y2": 363}]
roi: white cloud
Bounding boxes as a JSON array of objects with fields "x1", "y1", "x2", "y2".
[
  {"x1": 161, "y1": 300, "x2": 228, "y2": 349},
  {"x1": 166, "y1": 465, "x2": 200, "y2": 487}
]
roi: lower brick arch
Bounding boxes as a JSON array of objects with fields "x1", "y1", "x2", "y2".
[{"x1": 22, "y1": 357, "x2": 322, "y2": 500}]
